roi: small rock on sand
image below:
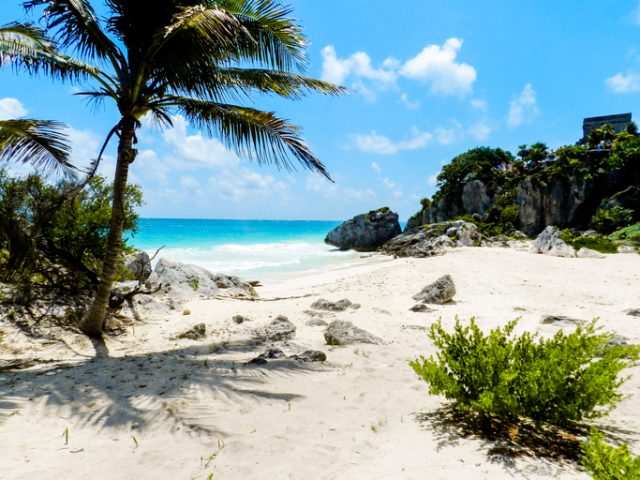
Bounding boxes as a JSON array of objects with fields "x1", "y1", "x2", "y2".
[
  {"x1": 290, "y1": 350, "x2": 327, "y2": 363},
  {"x1": 626, "y1": 309, "x2": 640, "y2": 317},
  {"x1": 177, "y1": 323, "x2": 206, "y2": 340},
  {"x1": 310, "y1": 299, "x2": 360, "y2": 312},
  {"x1": 324, "y1": 320, "x2": 382, "y2": 346},
  {"x1": 541, "y1": 315, "x2": 584, "y2": 326},
  {"x1": 410, "y1": 304, "x2": 435, "y2": 313},
  {"x1": 412, "y1": 275, "x2": 456, "y2": 305},
  {"x1": 306, "y1": 318, "x2": 329, "y2": 327},
  {"x1": 254, "y1": 315, "x2": 296, "y2": 342}
]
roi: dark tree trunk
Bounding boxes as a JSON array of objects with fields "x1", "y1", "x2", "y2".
[{"x1": 79, "y1": 117, "x2": 137, "y2": 337}]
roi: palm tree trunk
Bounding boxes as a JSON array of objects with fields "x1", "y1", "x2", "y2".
[{"x1": 79, "y1": 117, "x2": 137, "y2": 337}]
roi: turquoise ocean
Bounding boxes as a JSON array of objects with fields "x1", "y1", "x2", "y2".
[{"x1": 129, "y1": 218, "x2": 365, "y2": 279}]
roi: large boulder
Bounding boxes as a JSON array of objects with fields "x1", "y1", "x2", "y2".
[
  {"x1": 123, "y1": 249, "x2": 152, "y2": 282},
  {"x1": 381, "y1": 221, "x2": 478, "y2": 257},
  {"x1": 412, "y1": 275, "x2": 456, "y2": 304},
  {"x1": 146, "y1": 258, "x2": 257, "y2": 299},
  {"x1": 601, "y1": 186, "x2": 640, "y2": 214},
  {"x1": 325, "y1": 208, "x2": 402, "y2": 252},
  {"x1": 533, "y1": 226, "x2": 576, "y2": 257},
  {"x1": 324, "y1": 320, "x2": 383, "y2": 345}
]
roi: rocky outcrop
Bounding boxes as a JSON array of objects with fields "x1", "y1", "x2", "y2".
[
  {"x1": 533, "y1": 226, "x2": 576, "y2": 257},
  {"x1": 601, "y1": 186, "x2": 640, "y2": 214},
  {"x1": 325, "y1": 208, "x2": 402, "y2": 252},
  {"x1": 146, "y1": 258, "x2": 257, "y2": 299},
  {"x1": 381, "y1": 221, "x2": 479, "y2": 258},
  {"x1": 324, "y1": 320, "x2": 383, "y2": 345},
  {"x1": 177, "y1": 323, "x2": 206, "y2": 340},
  {"x1": 462, "y1": 180, "x2": 493, "y2": 216},
  {"x1": 412, "y1": 275, "x2": 456, "y2": 304}
]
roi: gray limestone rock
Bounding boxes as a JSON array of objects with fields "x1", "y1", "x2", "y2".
[
  {"x1": 123, "y1": 249, "x2": 152, "y2": 282},
  {"x1": 254, "y1": 315, "x2": 296, "y2": 342},
  {"x1": 324, "y1": 208, "x2": 402, "y2": 252},
  {"x1": 306, "y1": 318, "x2": 329, "y2": 327},
  {"x1": 533, "y1": 226, "x2": 576, "y2": 258},
  {"x1": 541, "y1": 315, "x2": 584, "y2": 326},
  {"x1": 290, "y1": 350, "x2": 327, "y2": 362},
  {"x1": 147, "y1": 258, "x2": 257, "y2": 299},
  {"x1": 324, "y1": 320, "x2": 383, "y2": 346},
  {"x1": 462, "y1": 180, "x2": 493, "y2": 216},
  {"x1": 412, "y1": 275, "x2": 456, "y2": 305},
  {"x1": 410, "y1": 304, "x2": 435, "y2": 313},
  {"x1": 626, "y1": 309, "x2": 640, "y2": 317},
  {"x1": 310, "y1": 298, "x2": 360, "y2": 312},
  {"x1": 576, "y1": 247, "x2": 605, "y2": 259}
]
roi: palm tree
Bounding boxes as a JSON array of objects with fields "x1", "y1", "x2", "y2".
[{"x1": 5, "y1": 0, "x2": 343, "y2": 337}]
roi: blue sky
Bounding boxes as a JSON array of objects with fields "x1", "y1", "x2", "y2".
[{"x1": 1, "y1": 0, "x2": 640, "y2": 220}]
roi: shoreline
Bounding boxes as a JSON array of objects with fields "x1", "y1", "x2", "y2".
[{"x1": 1, "y1": 246, "x2": 639, "y2": 479}]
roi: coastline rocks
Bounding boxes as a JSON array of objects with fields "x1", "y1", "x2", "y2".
[
  {"x1": 533, "y1": 226, "x2": 576, "y2": 257},
  {"x1": 412, "y1": 275, "x2": 456, "y2": 305},
  {"x1": 381, "y1": 221, "x2": 479, "y2": 258},
  {"x1": 253, "y1": 315, "x2": 296, "y2": 342},
  {"x1": 123, "y1": 249, "x2": 152, "y2": 282},
  {"x1": 325, "y1": 208, "x2": 402, "y2": 252},
  {"x1": 147, "y1": 258, "x2": 257, "y2": 299},
  {"x1": 462, "y1": 180, "x2": 493, "y2": 216},
  {"x1": 577, "y1": 247, "x2": 606, "y2": 259},
  {"x1": 310, "y1": 298, "x2": 360, "y2": 312},
  {"x1": 324, "y1": 320, "x2": 383, "y2": 345}
]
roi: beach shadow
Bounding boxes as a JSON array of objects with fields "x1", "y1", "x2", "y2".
[
  {"x1": 0, "y1": 342, "x2": 320, "y2": 437},
  {"x1": 414, "y1": 404, "x2": 586, "y2": 467}
]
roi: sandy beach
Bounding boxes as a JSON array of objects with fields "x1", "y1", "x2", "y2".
[{"x1": 1, "y1": 246, "x2": 639, "y2": 480}]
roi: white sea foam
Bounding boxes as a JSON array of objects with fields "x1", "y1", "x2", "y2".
[{"x1": 150, "y1": 241, "x2": 360, "y2": 277}]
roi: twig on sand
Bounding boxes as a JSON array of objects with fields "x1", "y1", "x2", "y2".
[{"x1": 212, "y1": 293, "x2": 314, "y2": 302}]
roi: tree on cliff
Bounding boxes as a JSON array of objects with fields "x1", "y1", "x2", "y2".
[{"x1": 4, "y1": 0, "x2": 343, "y2": 337}]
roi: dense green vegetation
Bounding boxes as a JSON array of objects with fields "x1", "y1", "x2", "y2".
[
  {"x1": 408, "y1": 123, "x2": 640, "y2": 239},
  {"x1": 0, "y1": 171, "x2": 142, "y2": 299},
  {"x1": 410, "y1": 318, "x2": 639, "y2": 428},
  {"x1": 582, "y1": 428, "x2": 640, "y2": 480}
]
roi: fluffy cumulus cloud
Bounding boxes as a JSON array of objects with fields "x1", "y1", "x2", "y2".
[
  {"x1": 427, "y1": 173, "x2": 439, "y2": 187},
  {"x1": 351, "y1": 127, "x2": 432, "y2": 155},
  {"x1": 605, "y1": 73, "x2": 640, "y2": 93},
  {"x1": 434, "y1": 122, "x2": 464, "y2": 145},
  {"x1": 321, "y1": 38, "x2": 477, "y2": 100},
  {"x1": 470, "y1": 99, "x2": 488, "y2": 111},
  {"x1": 507, "y1": 83, "x2": 539, "y2": 128},
  {"x1": 400, "y1": 38, "x2": 477, "y2": 96},
  {"x1": 371, "y1": 161, "x2": 381, "y2": 173},
  {"x1": 0, "y1": 97, "x2": 27, "y2": 119},
  {"x1": 468, "y1": 120, "x2": 492, "y2": 141},
  {"x1": 305, "y1": 174, "x2": 376, "y2": 202}
]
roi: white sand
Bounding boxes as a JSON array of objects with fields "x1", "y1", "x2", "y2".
[{"x1": 1, "y1": 247, "x2": 639, "y2": 479}]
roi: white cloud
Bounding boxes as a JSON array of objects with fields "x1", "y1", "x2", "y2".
[
  {"x1": 468, "y1": 120, "x2": 492, "y2": 141},
  {"x1": 605, "y1": 73, "x2": 640, "y2": 93},
  {"x1": 382, "y1": 177, "x2": 402, "y2": 199},
  {"x1": 179, "y1": 176, "x2": 200, "y2": 188},
  {"x1": 321, "y1": 45, "x2": 397, "y2": 88},
  {"x1": 0, "y1": 97, "x2": 27, "y2": 119},
  {"x1": 434, "y1": 122, "x2": 464, "y2": 145},
  {"x1": 400, "y1": 38, "x2": 477, "y2": 96},
  {"x1": 351, "y1": 127, "x2": 432, "y2": 155},
  {"x1": 305, "y1": 174, "x2": 376, "y2": 202},
  {"x1": 400, "y1": 93, "x2": 420, "y2": 110},
  {"x1": 507, "y1": 83, "x2": 539, "y2": 128},
  {"x1": 371, "y1": 162, "x2": 381, "y2": 174},
  {"x1": 632, "y1": 2, "x2": 640, "y2": 24},
  {"x1": 470, "y1": 99, "x2": 488, "y2": 111},
  {"x1": 207, "y1": 168, "x2": 285, "y2": 202}
]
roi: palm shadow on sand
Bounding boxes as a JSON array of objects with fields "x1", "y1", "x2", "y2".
[{"x1": 0, "y1": 336, "x2": 321, "y2": 438}]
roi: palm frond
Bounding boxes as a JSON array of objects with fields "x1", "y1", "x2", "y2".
[
  {"x1": 216, "y1": 0, "x2": 307, "y2": 71},
  {"x1": 23, "y1": 0, "x2": 123, "y2": 66},
  {"x1": 0, "y1": 216, "x2": 34, "y2": 273},
  {"x1": 0, "y1": 119, "x2": 74, "y2": 174},
  {"x1": 0, "y1": 22, "x2": 97, "y2": 80},
  {"x1": 209, "y1": 67, "x2": 345, "y2": 99},
  {"x1": 169, "y1": 97, "x2": 331, "y2": 180}
]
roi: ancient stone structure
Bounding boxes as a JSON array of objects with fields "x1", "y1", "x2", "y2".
[{"x1": 582, "y1": 113, "x2": 632, "y2": 141}]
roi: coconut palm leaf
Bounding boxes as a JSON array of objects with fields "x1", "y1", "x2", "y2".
[
  {"x1": 168, "y1": 96, "x2": 331, "y2": 179},
  {"x1": 0, "y1": 119, "x2": 73, "y2": 173}
]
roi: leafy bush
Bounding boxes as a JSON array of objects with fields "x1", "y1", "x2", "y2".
[
  {"x1": 559, "y1": 230, "x2": 619, "y2": 254},
  {"x1": 0, "y1": 170, "x2": 143, "y2": 291},
  {"x1": 410, "y1": 318, "x2": 639, "y2": 428},
  {"x1": 609, "y1": 223, "x2": 640, "y2": 248},
  {"x1": 592, "y1": 206, "x2": 635, "y2": 235},
  {"x1": 582, "y1": 428, "x2": 640, "y2": 480}
]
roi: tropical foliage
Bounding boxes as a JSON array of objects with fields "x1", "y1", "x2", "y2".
[
  {"x1": 410, "y1": 318, "x2": 639, "y2": 428},
  {"x1": 2, "y1": 0, "x2": 343, "y2": 336},
  {"x1": 582, "y1": 428, "x2": 640, "y2": 480}
]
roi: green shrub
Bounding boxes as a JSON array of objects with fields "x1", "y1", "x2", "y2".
[
  {"x1": 609, "y1": 223, "x2": 640, "y2": 247},
  {"x1": 499, "y1": 205, "x2": 520, "y2": 225},
  {"x1": 582, "y1": 428, "x2": 640, "y2": 480},
  {"x1": 592, "y1": 206, "x2": 634, "y2": 235},
  {"x1": 410, "y1": 318, "x2": 639, "y2": 428},
  {"x1": 559, "y1": 230, "x2": 619, "y2": 254}
]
